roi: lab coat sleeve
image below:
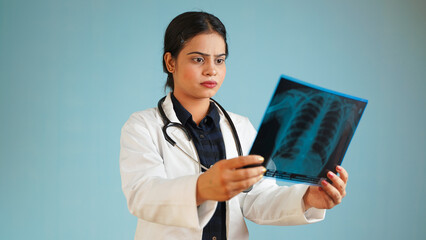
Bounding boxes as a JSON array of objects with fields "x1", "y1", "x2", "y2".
[
  {"x1": 237, "y1": 117, "x2": 325, "y2": 225},
  {"x1": 241, "y1": 179, "x2": 325, "y2": 225},
  {"x1": 119, "y1": 113, "x2": 216, "y2": 230}
]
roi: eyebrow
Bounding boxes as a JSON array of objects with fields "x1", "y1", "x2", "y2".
[{"x1": 187, "y1": 51, "x2": 227, "y2": 57}]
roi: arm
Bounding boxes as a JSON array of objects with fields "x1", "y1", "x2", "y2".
[
  {"x1": 120, "y1": 111, "x2": 268, "y2": 229},
  {"x1": 196, "y1": 156, "x2": 266, "y2": 205},
  {"x1": 120, "y1": 114, "x2": 211, "y2": 229},
  {"x1": 240, "y1": 166, "x2": 349, "y2": 225},
  {"x1": 240, "y1": 179, "x2": 326, "y2": 225},
  {"x1": 235, "y1": 116, "x2": 327, "y2": 225}
]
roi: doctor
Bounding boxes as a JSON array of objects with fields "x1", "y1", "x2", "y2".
[{"x1": 120, "y1": 11, "x2": 348, "y2": 240}]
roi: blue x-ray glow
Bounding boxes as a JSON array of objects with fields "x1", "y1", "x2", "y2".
[{"x1": 250, "y1": 75, "x2": 367, "y2": 184}]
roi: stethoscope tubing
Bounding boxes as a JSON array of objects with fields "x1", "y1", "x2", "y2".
[
  {"x1": 157, "y1": 95, "x2": 253, "y2": 192},
  {"x1": 157, "y1": 96, "x2": 243, "y2": 167}
]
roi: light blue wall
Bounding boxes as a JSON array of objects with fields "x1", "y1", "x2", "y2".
[{"x1": 1, "y1": 0, "x2": 425, "y2": 239}]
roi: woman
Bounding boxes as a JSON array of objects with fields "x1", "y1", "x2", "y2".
[{"x1": 120, "y1": 11, "x2": 348, "y2": 240}]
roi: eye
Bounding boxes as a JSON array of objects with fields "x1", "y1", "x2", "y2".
[
  {"x1": 192, "y1": 57, "x2": 204, "y2": 63},
  {"x1": 216, "y1": 58, "x2": 225, "y2": 64}
]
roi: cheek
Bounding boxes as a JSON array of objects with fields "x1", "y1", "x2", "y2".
[
  {"x1": 218, "y1": 66, "x2": 226, "y2": 84},
  {"x1": 181, "y1": 65, "x2": 198, "y2": 82}
]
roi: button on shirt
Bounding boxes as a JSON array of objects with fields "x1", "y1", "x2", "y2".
[{"x1": 171, "y1": 94, "x2": 227, "y2": 240}]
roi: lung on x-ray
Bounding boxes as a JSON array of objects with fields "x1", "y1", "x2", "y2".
[{"x1": 249, "y1": 75, "x2": 367, "y2": 185}]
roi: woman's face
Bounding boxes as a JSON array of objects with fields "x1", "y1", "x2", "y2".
[{"x1": 165, "y1": 32, "x2": 227, "y2": 103}]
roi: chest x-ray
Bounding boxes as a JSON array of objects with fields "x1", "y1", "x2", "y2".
[{"x1": 250, "y1": 75, "x2": 367, "y2": 185}]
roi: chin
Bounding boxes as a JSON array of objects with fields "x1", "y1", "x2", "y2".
[{"x1": 204, "y1": 89, "x2": 219, "y2": 98}]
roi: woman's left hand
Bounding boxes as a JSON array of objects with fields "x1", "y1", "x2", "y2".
[{"x1": 303, "y1": 166, "x2": 348, "y2": 210}]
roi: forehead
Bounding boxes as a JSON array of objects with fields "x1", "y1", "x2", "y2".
[{"x1": 180, "y1": 32, "x2": 226, "y2": 54}]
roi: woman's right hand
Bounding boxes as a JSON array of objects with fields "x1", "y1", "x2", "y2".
[{"x1": 196, "y1": 155, "x2": 266, "y2": 205}]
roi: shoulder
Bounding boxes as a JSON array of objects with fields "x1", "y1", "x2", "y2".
[
  {"x1": 226, "y1": 111, "x2": 254, "y2": 129},
  {"x1": 122, "y1": 107, "x2": 161, "y2": 133},
  {"x1": 231, "y1": 113, "x2": 253, "y2": 131},
  {"x1": 223, "y1": 111, "x2": 257, "y2": 150}
]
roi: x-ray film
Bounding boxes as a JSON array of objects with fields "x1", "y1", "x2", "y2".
[{"x1": 249, "y1": 75, "x2": 367, "y2": 185}]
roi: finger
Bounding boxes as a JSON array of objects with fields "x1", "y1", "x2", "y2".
[
  {"x1": 229, "y1": 174, "x2": 263, "y2": 193},
  {"x1": 231, "y1": 166, "x2": 266, "y2": 181},
  {"x1": 336, "y1": 166, "x2": 348, "y2": 184},
  {"x1": 313, "y1": 184, "x2": 335, "y2": 209},
  {"x1": 321, "y1": 180, "x2": 342, "y2": 205},
  {"x1": 222, "y1": 155, "x2": 264, "y2": 169},
  {"x1": 327, "y1": 171, "x2": 346, "y2": 197}
]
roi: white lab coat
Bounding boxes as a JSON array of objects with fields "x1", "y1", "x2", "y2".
[{"x1": 120, "y1": 93, "x2": 325, "y2": 240}]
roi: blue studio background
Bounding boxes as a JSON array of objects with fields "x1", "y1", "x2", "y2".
[{"x1": 1, "y1": 0, "x2": 425, "y2": 239}]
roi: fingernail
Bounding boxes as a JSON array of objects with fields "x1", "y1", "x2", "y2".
[
  {"x1": 336, "y1": 166, "x2": 342, "y2": 171},
  {"x1": 258, "y1": 156, "x2": 264, "y2": 162},
  {"x1": 322, "y1": 180, "x2": 328, "y2": 186},
  {"x1": 318, "y1": 187, "x2": 323, "y2": 191},
  {"x1": 261, "y1": 167, "x2": 267, "y2": 173},
  {"x1": 327, "y1": 172, "x2": 334, "y2": 179}
]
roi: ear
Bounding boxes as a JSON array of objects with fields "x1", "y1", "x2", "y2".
[{"x1": 164, "y1": 52, "x2": 176, "y2": 73}]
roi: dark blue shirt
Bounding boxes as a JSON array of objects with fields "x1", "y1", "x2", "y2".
[{"x1": 171, "y1": 94, "x2": 227, "y2": 240}]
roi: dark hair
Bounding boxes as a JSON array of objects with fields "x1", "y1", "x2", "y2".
[{"x1": 163, "y1": 11, "x2": 228, "y2": 91}]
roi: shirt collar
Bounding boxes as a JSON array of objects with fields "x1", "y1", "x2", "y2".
[{"x1": 171, "y1": 93, "x2": 221, "y2": 128}]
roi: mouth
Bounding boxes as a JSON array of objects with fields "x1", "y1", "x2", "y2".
[{"x1": 201, "y1": 81, "x2": 217, "y2": 89}]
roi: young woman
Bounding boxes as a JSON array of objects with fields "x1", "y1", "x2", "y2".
[{"x1": 120, "y1": 11, "x2": 348, "y2": 240}]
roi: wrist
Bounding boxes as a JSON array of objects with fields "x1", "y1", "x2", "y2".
[
  {"x1": 196, "y1": 174, "x2": 207, "y2": 206},
  {"x1": 303, "y1": 187, "x2": 312, "y2": 211}
]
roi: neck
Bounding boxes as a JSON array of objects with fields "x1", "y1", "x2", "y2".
[{"x1": 173, "y1": 93, "x2": 210, "y2": 125}]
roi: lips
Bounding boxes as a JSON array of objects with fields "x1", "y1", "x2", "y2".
[{"x1": 201, "y1": 81, "x2": 217, "y2": 88}]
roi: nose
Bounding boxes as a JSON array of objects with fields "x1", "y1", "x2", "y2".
[{"x1": 203, "y1": 61, "x2": 217, "y2": 76}]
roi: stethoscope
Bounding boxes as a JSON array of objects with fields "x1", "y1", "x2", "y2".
[{"x1": 157, "y1": 96, "x2": 243, "y2": 171}]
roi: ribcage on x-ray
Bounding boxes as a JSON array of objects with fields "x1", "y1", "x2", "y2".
[
  {"x1": 268, "y1": 89, "x2": 354, "y2": 176},
  {"x1": 273, "y1": 95, "x2": 324, "y2": 159},
  {"x1": 312, "y1": 100, "x2": 343, "y2": 165}
]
